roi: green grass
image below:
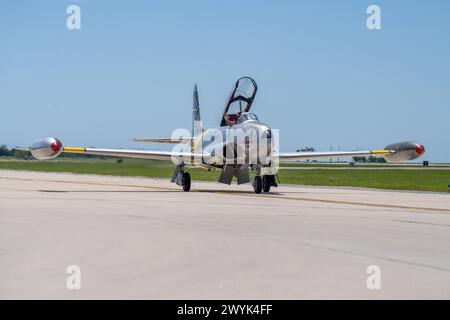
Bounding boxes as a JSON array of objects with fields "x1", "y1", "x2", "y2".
[
  {"x1": 0, "y1": 159, "x2": 449, "y2": 192},
  {"x1": 277, "y1": 168, "x2": 450, "y2": 192}
]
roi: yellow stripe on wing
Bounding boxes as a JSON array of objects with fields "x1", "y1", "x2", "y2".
[
  {"x1": 370, "y1": 150, "x2": 392, "y2": 155},
  {"x1": 63, "y1": 147, "x2": 86, "y2": 153}
]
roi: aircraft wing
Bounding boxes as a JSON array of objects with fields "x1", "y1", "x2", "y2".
[
  {"x1": 277, "y1": 149, "x2": 393, "y2": 162},
  {"x1": 62, "y1": 146, "x2": 203, "y2": 161},
  {"x1": 13, "y1": 147, "x2": 31, "y2": 152},
  {"x1": 19, "y1": 138, "x2": 204, "y2": 162},
  {"x1": 19, "y1": 137, "x2": 424, "y2": 163}
]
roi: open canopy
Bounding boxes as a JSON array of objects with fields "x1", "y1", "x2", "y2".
[{"x1": 220, "y1": 77, "x2": 258, "y2": 126}]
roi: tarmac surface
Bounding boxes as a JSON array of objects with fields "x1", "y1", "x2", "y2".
[{"x1": 1, "y1": 169, "x2": 450, "y2": 299}]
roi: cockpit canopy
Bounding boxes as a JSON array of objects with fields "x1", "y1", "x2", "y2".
[
  {"x1": 238, "y1": 112, "x2": 259, "y2": 123},
  {"x1": 221, "y1": 77, "x2": 257, "y2": 127}
]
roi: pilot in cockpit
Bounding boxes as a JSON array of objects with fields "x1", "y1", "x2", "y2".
[{"x1": 224, "y1": 113, "x2": 239, "y2": 126}]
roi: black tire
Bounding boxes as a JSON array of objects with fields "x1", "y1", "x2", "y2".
[
  {"x1": 262, "y1": 176, "x2": 271, "y2": 193},
  {"x1": 253, "y1": 176, "x2": 263, "y2": 194},
  {"x1": 182, "y1": 172, "x2": 191, "y2": 192}
]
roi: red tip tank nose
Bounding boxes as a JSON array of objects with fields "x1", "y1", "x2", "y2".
[
  {"x1": 51, "y1": 141, "x2": 61, "y2": 153},
  {"x1": 415, "y1": 144, "x2": 425, "y2": 155}
]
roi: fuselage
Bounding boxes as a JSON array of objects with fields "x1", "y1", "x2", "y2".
[{"x1": 192, "y1": 113, "x2": 273, "y2": 168}]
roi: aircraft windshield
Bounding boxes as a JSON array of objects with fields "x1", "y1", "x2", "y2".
[
  {"x1": 238, "y1": 113, "x2": 259, "y2": 123},
  {"x1": 221, "y1": 77, "x2": 258, "y2": 126}
]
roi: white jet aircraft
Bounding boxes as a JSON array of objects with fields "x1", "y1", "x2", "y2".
[{"x1": 18, "y1": 77, "x2": 425, "y2": 194}]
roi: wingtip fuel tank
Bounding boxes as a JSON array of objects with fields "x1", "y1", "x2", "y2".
[
  {"x1": 384, "y1": 141, "x2": 425, "y2": 162},
  {"x1": 30, "y1": 137, "x2": 63, "y2": 160}
]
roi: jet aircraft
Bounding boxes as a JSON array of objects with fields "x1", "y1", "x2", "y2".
[{"x1": 17, "y1": 77, "x2": 425, "y2": 194}]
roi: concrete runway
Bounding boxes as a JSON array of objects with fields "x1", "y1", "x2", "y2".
[{"x1": 1, "y1": 170, "x2": 450, "y2": 299}]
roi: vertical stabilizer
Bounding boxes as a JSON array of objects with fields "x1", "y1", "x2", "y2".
[{"x1": 192, "y1": 84, "x2": 202, "y2": 141}]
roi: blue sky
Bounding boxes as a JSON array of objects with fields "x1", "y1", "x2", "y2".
[{"x1": 1, "y1": 0, "x2": 449, "y2": 162}]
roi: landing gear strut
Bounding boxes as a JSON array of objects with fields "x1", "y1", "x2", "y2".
[{"x1": 171, "y1": 163, "x2": 191, "y2": 192}]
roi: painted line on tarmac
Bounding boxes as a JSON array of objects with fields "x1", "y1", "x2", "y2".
[
  {"x1": 1, "y1": 176, "x2": 449, "y2": 214},
  {"x1": 224, "y1": 192, "x2": 450, "y2": 214}
]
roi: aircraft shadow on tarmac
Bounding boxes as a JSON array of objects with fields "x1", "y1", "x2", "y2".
[
  {"x1": 36, "y1": 189, "x2": 284, "y2": 195},
  {"x1": 37, "y1": 190, "x2": 180, "y2": 193},
  {"x1": 193, "y1": 189, "x2": 283, "y2": 195}
]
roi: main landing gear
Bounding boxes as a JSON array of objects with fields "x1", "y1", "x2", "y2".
[
  {"x1": 171, "y1": 163, "x2": 191, "y2": 192},
  {"x1": 182, "y1": 172, "x2": 191, "y2": 192},
  {"x1": 253, "y1": 176, "x2": 263, "y2": 194},
  {"x1": 252, "y1": 174, "x2": 277, "y2": 194}
]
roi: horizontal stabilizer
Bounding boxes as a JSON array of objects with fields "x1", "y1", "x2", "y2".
[{"x1": 129, "y1": 138, "x2": 192, "y2": 144}]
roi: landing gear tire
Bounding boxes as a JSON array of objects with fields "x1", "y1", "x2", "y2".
[
  {"x1": 253, "y1": 176, "x2": 263, "y2": 194},
  {"x1": 182, "y1": 172, "x2": 191, "y2": 192},
  {"x1": 262, "y1": 176, "x2": 271, "y2": 193}
]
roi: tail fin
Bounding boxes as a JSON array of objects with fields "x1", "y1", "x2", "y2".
[{"x1": 192, "y1": 84, "x2": 202, "y2": 140}]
